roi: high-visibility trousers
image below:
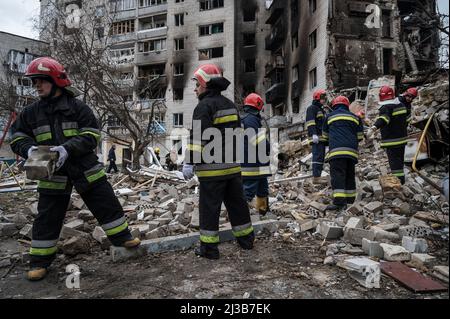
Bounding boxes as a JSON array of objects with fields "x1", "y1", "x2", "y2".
[
  {"x1": 199, "y1": 176, "x2": 254, "y2": 252},
  {"x1": 386, "y1": 145, "x2": 406, "y2": 184},
  {"x1": 30, "y1": 180, "x2": 132, "y2": 268},
  {"x1": 330, "y1": 158, "x2": 357, "y2": 206}
]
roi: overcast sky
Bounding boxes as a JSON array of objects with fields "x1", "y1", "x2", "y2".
[{"x1": 0, "y1": 0, "x2": 448, "y2": 40}]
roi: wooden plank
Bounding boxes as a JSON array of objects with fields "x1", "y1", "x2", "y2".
[
  {"x1": 380, "y1": 261, "x2": 447, "y2": 293},
  {"x1": 413, "y1": 211, "x2": 449, "y2": 225}
]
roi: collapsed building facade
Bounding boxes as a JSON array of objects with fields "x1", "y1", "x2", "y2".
[{"x1": 264, "y1": 0, "x2": 441, "y2": 141}]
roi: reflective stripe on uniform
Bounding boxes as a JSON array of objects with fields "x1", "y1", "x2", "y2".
[
  {"x1": 377, "y1": 115, "x2": 390, "y2": 124},
  {"x1": 232, "y1": 222, "x2": 254, "y2": 237},
  {"x1": 306, "y1": 120, "x2": 316, "y2": 128},
  {"x1": 391, "y1": 169, "x2": 405, "y2": 177},
  {"x1": 213, "y1": 109, "x2": 239, "y2": 125},
  {"x1": 392, "y1": 107, "x2": 407, "y2": 116},
  {"x1": 62, "y1": 122, "x2": 79, "y2": 138},
  {"x1": 380, "y1": 137, "x2": 407, "y2": 148},
  {"x1": 10, "y1": 132, "x2": 31, "y2": 144},
  {"x1": 187, "y1": 139, "x2": 204, "y2": 153},
  {"x1": 241, "y1": 166, "x2": 271, "y2": 176},
  {"x1": 30, "y1": 239, "x2": 58, "y2": 256},
  {"x1": 102, "y1": 216, "x2": 128, "y2": 236},
  {"x1": 250, "y1": 130, "x2": 267, "y2": 146},
  {"x1": 79, "y1": 128, "x2": 101, "y2": 143},
  {"x1": 357, "y1": 132, "x2": 364, "y2": 140},
  {"x1": 327, "y1": 114, "x2": 360, "y2": 125},
  {"x1": 196, "y1": 166, "x2": 241, "y2": 178},
  {"x1": 38, "y1": 175, "x2": 68, "y2": 190},
  {"x1": 35, "y1": 132, "x2": 52, "y2": 142},
  {"x1": 332, "y1": 189, "x2": 357, "y2": 198},
  {"x1": 316, "y1": 112, "x2": 324, "y2": 118},
  {"x1": 200, "y1": 230, "x2": 220, "y2": 244},
  {"x1": 326, "y1": 147, "x2": 358, "y2": 160},
  {"x1": 84, "y1": 166, "x2": 106, "y2": 183}
]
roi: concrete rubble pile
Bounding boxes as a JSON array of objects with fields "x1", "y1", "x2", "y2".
[{"x1": 268, "y1": 77, "x2": 449, "y2": 289}]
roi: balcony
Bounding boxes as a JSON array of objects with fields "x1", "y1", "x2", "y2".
[
  {"x1": 137, "y1": 3, "x2": 168, "y2": 16},
  {"x1": 112, "y1": 9, "x2": 137, "y2": 21},
  {"x1": 109, "y1": 32, "x2": 137, "y2": 44},
  {"x1": 135, "y1": 99, "x2": 167, "y2": 111},
  {"x1": 135, "y1": 50, "x2": 168, "y2": 65},
  {"x1": 147, "y1": 120, "x2": 167, "y2": 135},
  {"x1": 137, "y1": 75, "x2": 167, "y2": 92},
  {"x1": 266, "y1": 0, "x2": 284, "y2": 25},
  {"x1": 265, "y1": 21, "x2": 286, "y2": 51},
  {"x1": 265, "y1": 82, "x2": 285, "y2": 105},
  {"x1": 265, "y1": 55, "x2": 285, "y2": 76},
  {"x1": 137, "y1": 26, "x2": 167, "y2": 40}
]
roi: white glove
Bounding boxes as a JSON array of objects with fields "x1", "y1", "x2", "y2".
[
  {"x1": 50, "y1": 146, "x2": 69, "y2": 169},
  {"x1": 27, "y1": 146, "x2": 38, "y2": 159},
  {"x1": 312, "y1": 134, "x2": 319, "y2": 144},
  {"x1": 182, "y1": 164, "x2": 194, "y2": 180},
  {"x1": 366, "y1": 126, "x2": 377, "y2": 140}
]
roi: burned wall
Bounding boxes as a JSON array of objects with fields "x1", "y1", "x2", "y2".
[{"x1": 328, "y1": 0, "x2": 402, "y2": 90}]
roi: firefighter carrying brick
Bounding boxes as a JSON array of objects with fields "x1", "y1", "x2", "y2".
[
  {"x1": 367, "y1": 86, "x2": 413, "y2": 184},
  {"x1": 306, "y1": 89, "x2": 328, "y2": 184},
  {"x1": 322, "y1": 96, "x2": 364, "y2": 211},
  {"x1": 241, "y1": 93, "x2": 272, "y2": 216},
  {"x1": 10, "y1": 57, "x2": 140, "y2": 281},
  {"x1": 182, "y1": 64, "x2": 254, "y2": 259}
]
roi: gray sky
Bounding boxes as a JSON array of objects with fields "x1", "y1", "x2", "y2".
[{"x1": 0, "y1": 0, "x2": 448, "y2": 40}]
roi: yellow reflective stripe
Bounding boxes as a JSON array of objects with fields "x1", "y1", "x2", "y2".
[
  {"x1": 241, "y1": 169, "x2": 271, "y2": 176},
  {"x1": 392, "y1": 110, "x2": 407, "y2": 116},
  {"x1": 333, "y1": 193, "x2": 357, "y2": 198},
  {"x1": 38, "y1": 180, "x2": 66, "y2": 190},
  {"x1": 35, "y1": 132, "x2": 52, "y2": 142},
  {"x1": 105, "y1": 221, "x2": 128, "y2": 236},
  {"x1": 392, "y1": 172, "x2": 405, "y2": 177},
  {"x1": 30, "y1": 246, "x2": 58, "y2": 256},
  {"x1": 213, "y1": 115, "x2": 238, "y2": 125},
  {"x1": 11, "y1": 136, "x2": 27, "y2": 144},
  {"x1": 200, "y1": 235, "x2": 220, "y2": 244},
  {"x1": 187, "y1": 144, "x2": 203, "y2": 152},
  {"x1": 79, "y1": 131, "x2": 100, "y2": 142},
  {"x1": 196, "y1": 166, "x2": 241, "y2": 178},
  {"x1": 253, "y1": 132, "x2": 266, "y2": 146},
  {"x1": 377, "y1": 116, "x2": 390, "y2": 124},
  {"x1": 328, "y1": 116, "x2": 359, "y2": 125},
  {"x1": 316, "y1": 114, "x2": 324, "y2": 118},
  {"x1": 327, "y1": 151, "x2": 358, "y2": 158},
  {"x1": 381, "y1": 140, "x2": 407, "y2": 147},
  {"x1": 306, "y1": 121, "x2": 316, "y2": 128},
  {"x1": 63, "y1": 129, "x2": 79, "y2": 137},
  {"x1": 86, "y1": 169, "x2": 106, "y2": 183},
  {"x1": 233, "y1": 226, "x2": 254, "y2": 238}
]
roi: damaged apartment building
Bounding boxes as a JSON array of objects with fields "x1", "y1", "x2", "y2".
[
  {"x1": 39, "y1": 0, "x2": 270, "y2": 164},
  {"x1": 264, "y1": 0, "x2": 440, "y2": 140}
]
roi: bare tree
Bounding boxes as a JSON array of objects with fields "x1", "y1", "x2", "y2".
[{"x1": 36, "y1": 0, "x2": 167, "y2": 169}]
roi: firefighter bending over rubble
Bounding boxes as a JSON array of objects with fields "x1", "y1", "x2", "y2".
[
  {"x1": 10, "y1": 57, "x2": 140, "y2": 281},
  {"x1": 182, "y1": 64, "x2": 254, "y2": 259}
]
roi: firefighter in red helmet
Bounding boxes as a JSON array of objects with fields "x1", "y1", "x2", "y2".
[
  {"x1": 305, "y1": 89, "x2": 328, "y2": 184},
  {"x1": 241, "y1": 93, "x2": 272, "y2": 216},
  {"x1": 367, "y1": 86, "x2": 409, "y2": 184},
  {"x1": 322, "y1": 96, "x2": 365, "y2": 211},
  {"x1": 183, "y1": 64, "x2": 254, "y2": 259},
  {"x1": 10, "y1": 57, "x2": 140, "y2": 281}
]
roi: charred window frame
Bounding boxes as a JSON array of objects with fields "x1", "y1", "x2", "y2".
[
  {"x1": 309, "y1": 67, "x2": 317, "y2": 89},
  {"x1": 198, "y1": 47, "x2": 224, "y2": 60},
  {"x1": 292, "y1": 33, "x2": 299, "y2": 51},
  {"x1": 243, "y1": 33, "x2": 256, "y2": 46},
  {"x1": 309, "y1": 29, "x2": 317, "y2": 52},
  {"x1": 244, "y1": 59, "x2": 256, "y2": 73},
  {"x1": 173, "y1": 88, "x2": 184, "y2": 101},
  {"x1": 309, "y1": 0, "x2": 316, "y2": 15},
  {"x1": 243, "y1": 8, "x2": 256, "y2": 22},
  {"x1": 174, "y1": 63, "x2": 184, "y2": 76},
  {"x1": 174, "y1": 38, "x2": 185, "y2": 50}
]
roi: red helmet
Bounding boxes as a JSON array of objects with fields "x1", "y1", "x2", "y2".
[
  {"x1": 313, "y1": 89, "x2": 327, "y2": 101},
  {"x1": 379, "y1": 86, "x2": 395, "y2": 101},
  {"x1": 405, "y1": 87, "x2": 418, "y2": 98},
  {"x1": 25, "y1": 57, "x2": 71, "y2": 88},
  {"x1": 331, "y1": 96, "x2": 350, "y2": 108},
  {"x1": 192, "y1": 64, "x2": 222, "y2": 88},
  {"x1": 244, "y1": 93, "x2": 264, "y2": 111}
]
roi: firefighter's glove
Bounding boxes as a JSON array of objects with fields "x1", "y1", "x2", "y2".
[
  {"x1": 50, "y1": 146, "x2": 68, "y2": 169},
  {"x1": 27, "y1": 146, "x2": 38, "y2": 159},
  {"x1": 312, "y1": 134, "x2": 319, "y2": 144},
  {"x1": 366, "y1": 126, "x2": 378, "y2": 141},
  {"x1": 182, "y1": 164, "x2": 194, "y2": 180}
]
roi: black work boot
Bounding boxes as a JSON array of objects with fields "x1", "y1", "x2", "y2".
[
  {"x1": 236, "y1": 231, "x2": 255, "y2": 250},
  {"x1": 194, "y1": 244, "x2": 220, "y2": 260}
]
